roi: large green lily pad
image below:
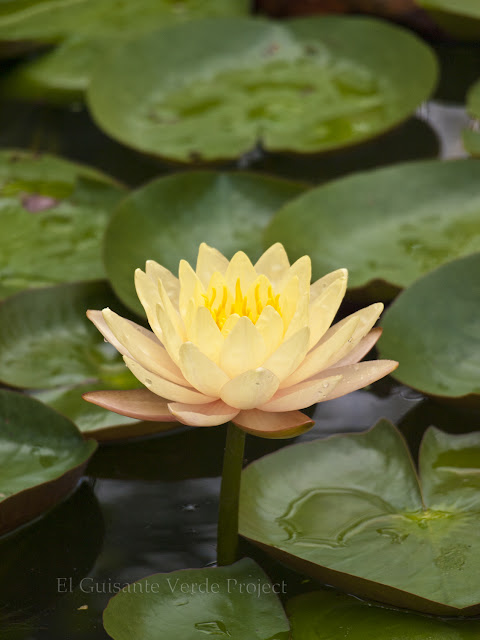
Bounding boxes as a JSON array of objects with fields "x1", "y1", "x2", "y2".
[
  {"x1": 288, "y1": 590, "x2": 480, "y2": 639},
  {"x1": 0, "y1": 0, "x2": 250, "y2": 41},
  {"x1": 0, "y1": 281, "x2": 175, "y2": 439},
  {"x1": 379, "y1": 253, "x2": 480, "y2": 400},
  {"x1": 0, "y1": 1, "x2": 249, "y2": 102},
  {"x1": 240, "y1": 419, "x2": 480, "y2": 615},
  {"x1": 103, "y1": 558, "x2": 290, "y2": 640},
  {"x1": 87, "y1": 16, "x2": 437, "y2": 162},
  {"x1": 0, "y1": 150, "x2": 124, "y2": 300},
  {"x1": 463, "y1": 79, "x2": 480, "y2": 156},
  {"x1": 416, "y1": 0, "x2": 480, "y2": 41},
  {"x1": 0, "y1": 389, "x2": 97, "y2": 534},
  {"x1": 265, "y1": 159, "x2": 480, "y2": 293},
  {"x1": 104, "y1": 171, "x2": 305, "y2": 314}
]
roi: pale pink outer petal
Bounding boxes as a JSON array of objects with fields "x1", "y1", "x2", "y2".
[
  {"x1": 220, "y1": 368, "x2": 279, "y2": 410},
  {"x1": 124, "y1": 356, "x2": 215, "y2": 405},
  {"x1": 168, "y1": 399, "x2": 239, "y2": 426},
  {"x1": 82, "y1": 389, "x2": 175, "y2": 422},
  {"x1": 319, "y1": 360, "x2": 398, "y2": 401},
  {"x1": 333, "y1": 327, "x2": 382, "y2": 368},
  {"x1": 259, "y1": 374, "x2": 342, "y2": 412},
  {"x1": 233, "y1": 409, "x2": 314, "y2": 438}
]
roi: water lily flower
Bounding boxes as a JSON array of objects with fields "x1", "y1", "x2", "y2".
[{"x1": 84, "y1": 243, "x2": 397, "y2": 438}]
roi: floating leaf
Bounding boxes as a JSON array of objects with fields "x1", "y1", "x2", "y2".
[
  {"x1": 0, "y1": 150, "x2": 124, "y2": 300},
  {"x1": 265, "y1": 159, "x2": 480, "y2": 294},
  {"x1": 416, "y1": 0, "x2": 480, "y2": 41},
  {"x1": 104, "y1": 171, "x2": 305, "y2": 314},
  {"x1": 378, "y1": 253, "x2": 480, "y2": 401},
  {"x1": 87, "y1": 16, "x2": 437, "y2": 162},
  {"x1": 0, "y1": 282, "x2": 178, "y2": 439},
  {"x1": 0, "y1": 390, "x2": 97, "y2": 535},
  {"x1": 0, "y1": 1, "x2": 249, "y2": 102},
  {"x1": 240, "y1": 419, "x2": 480, "y2": 614},
  {"x1": 287, "y1": 590, "x2": 480, "y2": 639},
  {"x1": 103, "y1": 558, "x2": 290, "y2": 640}
]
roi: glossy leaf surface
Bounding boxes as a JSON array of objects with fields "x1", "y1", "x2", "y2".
[{"x1": 240, "y1": 419, "x2": 480, "y2": 614}]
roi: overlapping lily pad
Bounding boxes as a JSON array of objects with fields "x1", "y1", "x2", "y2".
[
  {"x1": 0, "y1": 390, "x2": 97, "y2": 534},
  {"x1": 0, "y1": 281, "x2": 177, "y2": 439},
  {"x1": 103, "y1": 558, "x2": 290, "y2": 640},
  {"x1": 104, "y1": 171, "x2": 305, "y2": 314},
  {"x1": 416, "y1": 0, "x2": 480, "y2": 41},
  {"x1": 265, "y1": 159, "x2": 480, "y2": 294},
  {"x1": 87, "y1": 16, "x2": 437, "y2": 162},
  {"x1": 288, "y1": 590, "x2": 480, "y2": 639},
  {"x1": 463, "y1": 79, "x2": 480, "y2": 156},
  {"x1": 0, "y1": 150, "x2": 124, "y2": 299},
  {"x1": 379, "y1": 253, "x2": 480, "y2": 401},
  {"x1": 240, "y1": 419, "x2": 480, "y2": 615},
  {"x1": 0, "y1": 1, "x2": 250, "y2": 102}
]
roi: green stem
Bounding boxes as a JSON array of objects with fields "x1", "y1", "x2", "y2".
[{"x1": 217, "y1": 421, "x2": 246, "y2": 566}]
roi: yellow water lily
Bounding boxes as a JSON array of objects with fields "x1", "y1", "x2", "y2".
[{"x1": 84, "y1": 243, "x2": 397, "y2": 438}]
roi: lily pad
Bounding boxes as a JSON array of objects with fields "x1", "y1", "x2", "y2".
[
  {"x1": 0, "y1": 389, "x2": 97, "y2": 535},
  {"x1": 287, "y1": 590, "x2": 480, "y2": 639},
  {"x1": 103, "y1": 558, "x2": 290, "y2": 640},
  {"x1": 265, "y1": 159, "x2": 480, "y2": 293},
  {"x1": 463, "y1": 79, "x2": 480, "y2": 156},
  {"x1": 378, "y1": 253, "x2": 480, "y2": 401},
  {"x1": 240, "y1": 419, "x2": 480, "y2": 615},
  {"x1": 0, "y1": 281, "x2": 175, "y2": 439},
  {"x1": 416, "y1": 0, "x2": 480, "y2": 41},
  {"x1": 0, "y1": 150, "x2": 124, "y2": 300},
  {"x1": 87, "y1": 16, "x2": 437, "y2": 162},
  {"x1": 103, "y1": 171, "x2": 305, "y2": 314},
  {"x1": 0, "y1": 1, "x2": 250, "y2": 102}
]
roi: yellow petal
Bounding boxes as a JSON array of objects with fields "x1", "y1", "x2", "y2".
[
  {"x1": 279, "y1": 255, "x2": 311, "y2": 296},
  {"x1": 333, "y1": 327, "x2": 382, "y2": 368},
  {"x1": 188, "y1": 306, "x2": 223, "y2": 363},
  {"x1": 220, "y1": 316, "x2": 266, "y2": 377},
  {"x1": 278, "y1": 275, "x2": 300, "y2": 331},
  {"x1": 155, "y1": 302, "x2": 183, "y2": 366},
  {"x1": 310, "y1": 268, "x2": 348, "y2": 301},
  {"x1": 168, "y1": 399, "x2": 239, "y2": 426},
  {"x1": 82, "y1": 388, "x2": 174, "y2": 421},
  {"x1": 220, "y1": 368, "x2": 279, "y2": 410},
  {"x1": 102, "y1": 308, "x2": 186, "y2": 385},
  {"x1": 308, "y1": 272, "x2": 348, "y2": 349},
  {"x1": 179, "y1": 259, "x2": 204, "y2": 320},
  {"x1": 255, "y1": 306, "x2": 284, "y2": 357},
  {"x1": 318, "y1": 302, "x2": 384, "y2": 367},
  {"x1": 233, "y1": 409, "x2": 314, "y2": 438},
  {"x1": 283, "y1": 291, "x2": 309, "y2": 340},
  {"x1": 196, "y1": 243, "x2": 229, "y2": 287},
  {"x1": 225, "y1": 251, "x2": 257, "y2": 292},
  {"x1": 318, "y1": 360, "x2": 398, "y2": 400},
  {"x1": 124, "y1": 356, "x2": 215, "y2": 404},
  {"x1": 145, "y1": 260, "x2": 180, "y2": 309},
  {"x1": 259, "y1": 374, "x2": 342, "y2": 412},
  {"x1": 179, "y1": 342, "x2": 229, "y2": 397},
  {"x1": 282, "y1": 316, "x2": 359, "y2": 388},
  {"x1": 263, "y1": 327, "x2": 310, "y2": 383},
  {"x1": 87, "y1": 309, "x2": 132, "y2": 358},
  {"x1": 221, "y1": 313, "x2": 241, "y2": 338},
  {"x1": 254, "y1": 243, "x2": 290, "y2": 286},
  {"x1": 134, "y1": 268, "x2": 163, "y2": 339}
]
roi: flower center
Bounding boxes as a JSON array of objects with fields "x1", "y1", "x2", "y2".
[{"x1": 202, "y1": 278, "x2": 281, "y2": 330}]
